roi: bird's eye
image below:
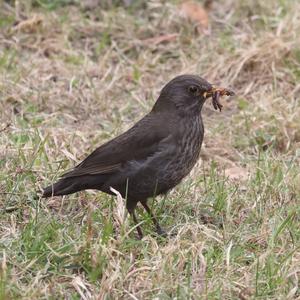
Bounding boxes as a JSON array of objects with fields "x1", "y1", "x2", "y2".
[{"x1": 188, "y1": 85, "x2": 200, "y2": 96}]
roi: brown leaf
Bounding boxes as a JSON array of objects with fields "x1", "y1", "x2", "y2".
[
  {"x1": 224, "y1": 166, "x2": 248, "y2": 182},
  {"x1": 142, "y1": 33, "x2": 178, "y2": 46},
  {"x1": 179, "y1": 1, "x2": 209, "y2": 31},
  {"x1": 13, "y1": 15, "x2": 43, "y2": 33}
]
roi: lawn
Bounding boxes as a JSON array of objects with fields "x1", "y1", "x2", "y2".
[{"x1": 0, "y1": 0, "x2": 299, "y2": 299}]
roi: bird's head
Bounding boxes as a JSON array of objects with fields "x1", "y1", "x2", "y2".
[
  {"x1": 152, "y1": 75, "x2": 213, "y2": 115},
  {"x1": 152, "y1": 74, "x2": 234, "y2": 115}
]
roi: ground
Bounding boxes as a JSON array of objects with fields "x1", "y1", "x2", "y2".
[{"x1": 0, "y1": 0, "x2": 299, "y2": 299}]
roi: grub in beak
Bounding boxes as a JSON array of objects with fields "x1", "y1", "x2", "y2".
[{"x1": 204, "y1": 87, "x2": 235, "y2": 111}]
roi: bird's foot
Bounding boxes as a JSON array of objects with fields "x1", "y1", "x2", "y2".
[{"x1": 156, "y1": 226, "x2": 168, "y2": 238}]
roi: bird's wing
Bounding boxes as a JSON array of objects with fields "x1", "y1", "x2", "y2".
[{"x1": 62, "y1": 113, "x2": 170, "y2": 178}]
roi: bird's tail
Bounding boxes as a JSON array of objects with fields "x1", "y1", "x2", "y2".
[
  {"x1": 42, "y1": 174, "x2": 108, "y2": 198},
  {"x1": 42, "y1": 177, "x2": 79, "y2": 197}
]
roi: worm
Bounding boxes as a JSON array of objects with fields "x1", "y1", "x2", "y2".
[
  {"x1": 206, "y1": 87, "x2": 235, "y2": 112},
  {"x1": 212, "y1": 90, "x2": 222, "y2": 111}
]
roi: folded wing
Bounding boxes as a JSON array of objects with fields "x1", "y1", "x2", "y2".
[{"x1": 62, "y1": 113, "x2": 169, "y2": 178}]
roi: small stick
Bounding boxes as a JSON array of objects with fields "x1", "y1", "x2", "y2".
[{"x1": 0, "y1": 123, "x2": 11, "y2": 133}]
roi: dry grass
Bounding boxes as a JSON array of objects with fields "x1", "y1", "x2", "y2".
[{"x1": 0, "y1": 0, "x2": 299, "y2": 299}]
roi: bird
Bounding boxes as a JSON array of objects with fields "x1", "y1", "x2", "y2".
[{"x1": 42, "y1": 74, "x2": 234, "y2": 238}]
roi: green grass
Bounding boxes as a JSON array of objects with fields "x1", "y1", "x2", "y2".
[{"x1": 0, "y1": 0, "x2": 300, "y2": 299}]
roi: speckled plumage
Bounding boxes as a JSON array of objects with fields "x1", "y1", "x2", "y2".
[{"x1": 43, "y1": 74, "x2": 212, "y2": 238}]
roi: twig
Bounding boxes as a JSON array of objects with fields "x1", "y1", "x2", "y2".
[
  {"x1": 3, "y1": 206, "x2": 20, "y2": 213},
  {"x1": 0, "y1": 123, "x2": 11, "y2": 133}
]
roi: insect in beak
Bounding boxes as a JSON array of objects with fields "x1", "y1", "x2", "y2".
[{"x1": 204, "y1": 87, "x2": 235, "y2": 112}]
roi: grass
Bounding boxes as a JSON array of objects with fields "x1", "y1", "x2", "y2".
[{"x1": 0, "y1": 0, "x2": 299, "y2": 298}]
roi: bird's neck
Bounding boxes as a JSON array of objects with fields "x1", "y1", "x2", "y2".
[{"x1": 176, "y1": 101, "x2": 204, "y2": 118}]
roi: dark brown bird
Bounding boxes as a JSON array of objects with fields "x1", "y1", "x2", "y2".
[{"x1": 42, "y1": 75, "x2": 234, "y2": 238}]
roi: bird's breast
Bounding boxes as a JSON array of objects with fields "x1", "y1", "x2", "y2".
[
  {"x1": 110, "y1": 116, "x2": 204, "y2": 200},
  {"x1": 161, "y1": 116, "x2": 204, "y2": 185}
]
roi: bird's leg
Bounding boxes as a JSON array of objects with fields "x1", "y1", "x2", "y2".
[
  {"x1": 128, "y1": 208, "x2": 143, "y2": 239},
  {"x1": 141, "y1": 202, "x2": 166, "y2": 236}
]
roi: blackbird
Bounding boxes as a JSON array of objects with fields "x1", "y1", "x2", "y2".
[{"x1": 42, "y1": 75, "x2": 234, "y2": 238}]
